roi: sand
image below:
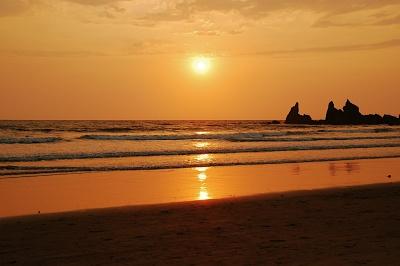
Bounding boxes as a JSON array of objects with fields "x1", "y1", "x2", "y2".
[
  {"x1": 1, "y1": 182, "x2": 400, "y2": 265},
  {"x1": 1, "y1": 158, "x2": 399, "y2": 217}
]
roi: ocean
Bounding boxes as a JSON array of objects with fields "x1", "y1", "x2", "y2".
[{"x1": 1, "y1": 120, "x2": 400, "y2": 177}]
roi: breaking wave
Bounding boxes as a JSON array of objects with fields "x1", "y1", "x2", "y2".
[
  {"x1": 1, "y1": 154, "x2": 400, "y2": 177},
  {"x1": 79, "y1": 133, "x2": 400, "y2": 142},
  {"x1": 2, "y1": 142, "x2": 400, "y2": 162},
  {"x1": 0, "y1": 137, "x2": 63, "y2": 144}
]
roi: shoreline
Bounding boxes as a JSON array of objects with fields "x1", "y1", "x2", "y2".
[
  {"x1": 1, "y1": 180, "x2": 398, "y2": 221},
  {"x1": 2, "y1": 154, "x2": 400, "y2": 179},
  {"x1": 2, "y1": 182, "x2": 400, "y2": 265},
  {"x1": 1, "y1": 158, "x2": 399, "y2": 218}
]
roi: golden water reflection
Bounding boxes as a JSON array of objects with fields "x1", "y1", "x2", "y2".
[
  {"x1": 1, "y1": 159, "x2": 400, "y2": 217},
  {"x1": 195, "y1": 167, "x2": 210, "y2": 200},
  {"x1": 194, "y1": 142, "x2": 210, "y2": 148},
  {"x1": 195, "y1": 131, "x2": 209, "y2": 135},
  {"x1": 195, "y1": 154, "x2": 213, "y2": 162},
  {"x1": 197, "y1": 172, "x2": 207, "y2": 181}
]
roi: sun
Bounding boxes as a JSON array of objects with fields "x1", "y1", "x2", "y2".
[{"x1": 192, "y1": 57, "x2": 212, "y2": 75}]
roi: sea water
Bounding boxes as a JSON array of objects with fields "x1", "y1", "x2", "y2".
[{"x1": 1, "y1": 120, "x2": 400, "y2": 177}]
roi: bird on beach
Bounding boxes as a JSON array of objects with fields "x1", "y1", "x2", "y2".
[{"x1": 387, "y1": 175, "x2": 392, "y2": 178}]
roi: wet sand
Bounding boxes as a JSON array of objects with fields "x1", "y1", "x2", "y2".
[
  {"x1": 1, "y1": 182, "x2": 400, "y2": 265},
  {"x1": 1, "y1": 158, "x2": 399, "y2": 217}
]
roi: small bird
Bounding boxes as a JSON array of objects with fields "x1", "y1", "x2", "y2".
[{"x1": 387, "y1": 175, "x2": 392, "y2": 178}]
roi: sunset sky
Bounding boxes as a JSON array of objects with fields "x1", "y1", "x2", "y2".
[{"x1": 0, "y1": 0, "x2": 399, "y2": 120}]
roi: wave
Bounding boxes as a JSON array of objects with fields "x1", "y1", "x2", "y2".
[
  {"x1": 225, "y1": 136, "x2": 400, "y2": 142},
  {"x1": 1, "y1": 154, "x2": 400, "y2": 177},
  {"x1": 316, "y1": 128, "x2": 398, "y2": 133},
  {"x1": 0, "y1": 132, "x2": 398, "y2": 145},
  {"x1": 0, "y1": 137, "x2": 63, "y2": 144},
  {"x1": 79, "y1": 132, "x2": 287, "y2": 141},
  {"x1": 79, "y1": 133, "x2": 400, "y2": 142},
  {"x1": 2, "y1": 142, "x2": 400, "y2": 162}
]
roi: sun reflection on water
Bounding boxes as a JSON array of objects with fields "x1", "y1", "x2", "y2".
[
  {"x1": 195, "y1": 131, "x2": 209, "y2": 135},
  {"x1": 194, "y1": 142, "x2": 210, "y2": 148},
  {"x1": 195, "y1": 166, "x2": 210, "y2": 200},
  {"x1": 195, "y1": 154, "x2": 212, "y2": 162}
]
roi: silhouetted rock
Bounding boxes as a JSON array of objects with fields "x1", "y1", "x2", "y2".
[
  {"x1": 269, "y1": 120, "x2": 281, "y2": 125},
  {"x1": 285, "y1": 100, "x2": 399, "y2": 125},
  {"x1": 285, "y1": 102, "x2": 313, "y2": 124},
  {"x1": 363, "y1": 114, "x2": 383, "y2": 125},
  {"x1": 383, "y1": 115, "x2": 399, "y2": 125},
  {"x1": 325, "y1": 99, "x2": 364, "y2": 124},
  {"x1": 343, "y1": 100, "x2": 364, "y2": 124},
  {"x1": 325, "y1": 101, "x2": 344, "y2": 125},
  {"x1": 343, "y1": 100, "x2": 361, "y2": 115},
  {"x1": 324, "y1": 100, "x2": 400, "y2": 125}
]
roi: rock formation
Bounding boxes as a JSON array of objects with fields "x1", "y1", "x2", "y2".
[
  {"x1": 325, "y1": 101, "x2": 344, "y2": 125},
  {"x1": 285, "y1": 100, "x2": 400, "y2": 125},
  {"x1": 383, "y1": 115, "x2": 400, "y2": 125},
  {"x1": 325, "y1": 99, "x2": 399, "y2": 125},
  {"x1": 285, "y1": 102, "x2": 313, "y2": 124},
  {"x1": 325, "y1": 100, "x2": 365, "y2": 124}
]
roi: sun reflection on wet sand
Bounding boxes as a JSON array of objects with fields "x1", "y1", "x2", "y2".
[
  {"x1": 195, "y1": 167, "x2": 209, "y2": 172},
  {"x1": 1, "y1": 159, "x2": 400, "y2": 217},
  {"x1": 198, "y1": 172, "x2": 207, "y2": 181},
  {"x1": 199, "y1": 188, "x2": 209, "y2": 200},
  {"x1": 196, "y1": 167, "x2": 210, "y2": 200}
]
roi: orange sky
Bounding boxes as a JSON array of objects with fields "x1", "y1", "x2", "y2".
[{"x1": 0, "y1": 0, "x2": 399, "y2": 120}]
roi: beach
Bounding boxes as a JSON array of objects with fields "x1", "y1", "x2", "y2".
[
  {"x1": 1, "y1": 158, "x2": 400, "y2": 265},
  {"x1": 1, "y1": 158, "x2": 399, "y2": 217},
  {"x1": 2, "y1": 2, "x2": 400, "y2": 264},
  {"x1": 1, "y1": 182, "x2": 400, "y2": 265},
  {"x1": 1, "y1": 120, "x2": 400, "y2": 264}
]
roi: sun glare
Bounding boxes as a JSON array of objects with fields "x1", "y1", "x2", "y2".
[{"x1": 192, "y1": 57, "x2": 212, "y2": 75}]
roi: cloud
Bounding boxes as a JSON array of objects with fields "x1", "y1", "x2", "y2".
[
  {"x1": 3, "y1": 38, "x2": 399, "y2": 58},
  {"x1": 0, "y1": 49, "x2": 108, "y2": 57},
  {"x1": 0, "y1": 40, "x2": 183, "y2": 57},
  {"x1": 65, "y1": 0, "x2": 127, "y2": 6},
  {"x1": 0, "y1": 0, "x2": 128, "y2": 17},
  {"x1": 136, "y1": 0, "x2": 400, "y2": 31},
  {"x1": 243, "y1": 39, "x2": 400, "y2": 56},
  {"x1": 0, "y1": 0, "x2": 36, "y2": 17},
  {"x1": 144, "y1": 0, "x2": 400, "y2": 21},
  {"x1": 373, "y1": 14, "x2": 400, "y2": 25},
  {"x1": 2, "y1": 0, "x2": 399, "y2": 30},
  {"x1": 313, "y1": 6, "x2": 400, "y2": 27}
]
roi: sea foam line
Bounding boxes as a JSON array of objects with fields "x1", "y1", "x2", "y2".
[
  {"x1": 0, "y1": 137, "x2": 63, "y2": 144},
  {"x1": 79, "y1": 133, "x2": 400, "y2": 142},
  {"x1": 1, "y1": 142, "x2": 400, "y2": 162},
  {"x1": 1, "y1": 154, "x2": 400, "y2": 177}
]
